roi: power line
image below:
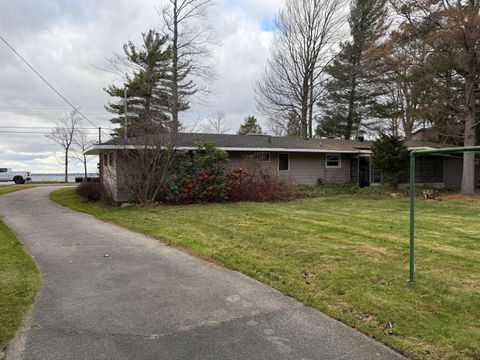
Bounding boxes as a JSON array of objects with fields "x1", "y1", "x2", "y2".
[
  {"x1": 0, "y1": 130, "x2": 100, "y2": 134},
  {"x1": 0, "y1": 126, "x2": 99, "y2": 130},
  {"x1": 0, "y1": 33, "x2": 99, "y2": 129}
]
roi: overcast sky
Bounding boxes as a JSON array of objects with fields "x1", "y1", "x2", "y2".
[{"x1": 0, "y1": 0, "x2": 282, "y2": 173}]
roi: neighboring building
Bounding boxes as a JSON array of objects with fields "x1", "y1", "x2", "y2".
[
  {"x1": 412, "y1": 126, "x2": 464, "y2": 144},
  {"x1": 85, "y1": 133, "x2": 476, "y2": 201},
  {"x1": 412, "y1": 128, "x2": 442, "y2": 142}
]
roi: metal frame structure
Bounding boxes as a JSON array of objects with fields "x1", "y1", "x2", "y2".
[{"x1": 409, "y1": 146, "x2": 480, "y2": 282}]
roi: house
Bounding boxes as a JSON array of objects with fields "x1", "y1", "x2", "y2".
[
  {"x1": 412, "y1": 126, "x2": 464, "y2": 144},
  {"x1": 85, "y1": 133, "x2": 476, "y2": 201}
]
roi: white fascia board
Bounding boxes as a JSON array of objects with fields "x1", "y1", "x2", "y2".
[
  {"x1": 85, "y1": 144, "x2": 361, "y2": 155},
  {"x1": 217, "y1": 147, "x2": 360, "y2": 154},
  {"x1": 407, "y1": 146, "x2": 437, "y2": 151},
  {"x1": 84, "y1": 145, "x2": 142, "y2": 155}
]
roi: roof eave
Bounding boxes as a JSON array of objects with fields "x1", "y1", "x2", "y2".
[{"x1": 84, "y1": 144, "x2": 363, "y2": 155}]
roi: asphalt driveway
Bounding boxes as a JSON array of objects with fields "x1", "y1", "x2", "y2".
[{"x1": 0, "y1": 187, "x2": 405, "y2": 360}]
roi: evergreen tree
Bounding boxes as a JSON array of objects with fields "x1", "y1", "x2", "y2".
[
  {"x1": 371, "y1": 134, "x2": 409, "y2": 188},
  {"x1": 105, "y1": 30, "x2": 171, "y2": 138},
  {"x1": 317, "y1": 0, "x2": 387, "y2": 139},
  {"x1": 237, "y1": 116, "x2": 262, "y2": 135},
  {"x1": 285, "y1": 112, "x2": 302, "y2": 137}
]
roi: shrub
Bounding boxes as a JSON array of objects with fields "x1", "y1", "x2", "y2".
[
  {"x1": 226, "y1": 158, "x2": 300, "y2": 202},
  {"x1": 371, "y1": 134, "x2": 409, "y2": 189},
  {"x1": 300, "y1": 183, "x2": 391, "y2": 197},
  {"x1": 77, "y1": 181, "x2": 111, "y2": 202},
  {"x1": 160, "y1": 142, "x2": 229, "y2": 204}
]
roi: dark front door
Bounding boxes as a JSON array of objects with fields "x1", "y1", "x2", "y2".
[{"x1": 359, "y1": 157, "x2": 370, "y2": 187}]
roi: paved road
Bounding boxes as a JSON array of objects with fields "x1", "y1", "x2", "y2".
[{"x1": 0, "y1": 187, "x2": 405, "y2": 360}]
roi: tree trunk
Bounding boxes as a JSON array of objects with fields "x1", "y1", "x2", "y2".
[
  {"x1": 461, "y1": 73, "x2": 477, "y2": 195},
  {"x1": 171, "y1": 0, "x2": 179, "y2": 133},
  {"x1": 64, "y1": 150, "x2": 68, "y2": 183},
  {"x1": 308, "y1": 72, "x2": 314, "y2": 139},
  {"x1": 84, "y1": 156, "x2": 88, "y2": 180},
  {"x1": 301, "y1": 96, "x2": 308, "y2": 139},
  {"x1": 300, "y1": 72, "x2": 310, "y2": 138},
  {"x1": 403, "y1": 117, "x2": 414, "y2": 140},
  {"x1": 345, "y1": 77, "x2": 357, "y2": 140}
]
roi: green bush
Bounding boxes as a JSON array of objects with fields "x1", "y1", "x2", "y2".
[
  {"x1": 371, "y1": 134, "x2": 409, "y2": 189},
  {"x1": 161, "y1": 142, "x2": 229, "y2": 204}
]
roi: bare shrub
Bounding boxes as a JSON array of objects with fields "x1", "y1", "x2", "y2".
[
  {"x1": 226, "y1": 156, "x2": 300, "y2": 202},
  {"x1": 77, "y1": 181, "x2": 113, "y2": 203},
  {"x1": 117, "y1": 133, "x2": 177, "y2": 206}
]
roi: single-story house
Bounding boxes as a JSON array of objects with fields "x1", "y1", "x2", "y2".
[{"x1": 85, "y1": 133, "x2": 478, "y2": 201}]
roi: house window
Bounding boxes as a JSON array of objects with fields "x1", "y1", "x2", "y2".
[
  {"x1": 325, "y1": 154, "x2": 341, "y2": 168},
  {"x1": 415, "y1": 156, "x2": 443, "y2": 183},
  {"x1": 256, "y1": 152, "x2": 270, "y2": 162},
  {"x1": 109, "y1": 152, "x2": 114, "y2": 167},
  {"x1": 279, "y1": 153, "x2": 289, "y2": 171},
  {"x1": 104, "y1": 153, "x2": 108, "y2": 166}
]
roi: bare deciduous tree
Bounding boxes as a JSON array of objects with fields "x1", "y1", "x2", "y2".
[
  {"x1": 256, "y1": 0, "x2": 346, "y2": 138},
  {"x1": 200, "y1": 111, "x2": 230, "y2": 134},
  {"x1": 161, "y1": 0, "x2": 216, "y2": 132},
  {"x1": 72, "y1": 130, "x2": 95, "y2": 180},
  {"x1": 46, "y1": 111, "x2": 81, "y2": 183}
]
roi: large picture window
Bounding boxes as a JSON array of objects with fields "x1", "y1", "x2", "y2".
[
  {"x1": 278, "y1": 153, "x2": 289, "y2": 171},
  {"x1": 415, "y1": 156, "x2": 443, "y2": 183}
]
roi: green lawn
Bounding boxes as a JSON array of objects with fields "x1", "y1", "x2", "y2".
[
  {"x1": 0, "y1": 185, "x2": 37, "y2": 196},
  {"x1": 51, "y1": 188, "x2": 480, "y2": 360},
  {"x1": 0, "y1": 186, "x2": 40, "y2": 353}
]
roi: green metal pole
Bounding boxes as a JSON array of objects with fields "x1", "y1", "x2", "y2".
[{"x1": 409, "y1": 153, "x2": 415, "y2": 283}]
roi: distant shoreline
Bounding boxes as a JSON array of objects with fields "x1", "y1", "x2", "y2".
[{"x1": 30, "y1": 173, "x2": 98, "y2": 183}]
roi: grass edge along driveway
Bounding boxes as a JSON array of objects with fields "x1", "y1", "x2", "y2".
[
  {"x1": 50, "y1": 188, "x2": 480, "y2": 360},
  {"x1": 0, "y1": 186, "x2": 40, "y2": 355},
  {"x1": 0, "y1": 184, "x2": 37, "y2": 196}
]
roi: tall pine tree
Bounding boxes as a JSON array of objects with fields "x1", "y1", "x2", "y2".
[
  {"x1": 105, "y1": 30, "x2": 172, "y2": 138},
  {"x1": 317, "y1": 0, "x2": 387, "y2": 139}
]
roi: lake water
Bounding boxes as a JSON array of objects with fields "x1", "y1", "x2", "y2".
[{"x1": 30, "y1": 173, "x2": 98, "y2": 183}]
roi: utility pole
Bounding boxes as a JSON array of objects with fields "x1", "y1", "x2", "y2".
[
  {"x1": 124, "y1": 87, "x2": 128, "y2": 140},
  {"x1": 98, "y1": 127, "x2": 102, "y2": 144}
]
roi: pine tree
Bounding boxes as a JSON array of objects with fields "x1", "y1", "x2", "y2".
[
  {"x1": 317, "y1": 0, "x2": 387, "y2": 139},
  {"x1": 237, "y1": 116, "x2": 262, "y2": 135},
  {"x1": 371, "y1": 134, "x2": 409, "y2": 188},
  {"x1": 105, "y1": 30, "x2": 172, "y2": 138}
]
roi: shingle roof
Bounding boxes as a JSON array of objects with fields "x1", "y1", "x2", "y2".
[
  {"x1": 97, "y1": 133, "x2": 454, "y2": 155},
  {"x1": 104, "y1": 133, "x2": 372, "y2": 152},
  {"x1": 405, "y1": 140, "x2": 454, "y2": 149}
]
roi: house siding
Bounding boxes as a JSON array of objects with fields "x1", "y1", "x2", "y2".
[
  {"x1": 100, "y1": 151, "x2": 119, "y2": 200},
  {"x1": 226, "y1": 151, "x2": 350, "y2": 186},
  {"x1": 324, "y1": 155, "x2": 351, "y2": 184}
]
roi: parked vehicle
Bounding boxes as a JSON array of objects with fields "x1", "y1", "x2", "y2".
[{"x1": 0, "y1": 168, "x2": 31, "y2": 184}]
